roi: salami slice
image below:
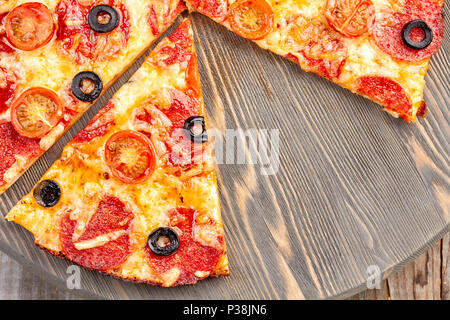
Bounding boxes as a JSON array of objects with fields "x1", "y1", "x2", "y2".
[
  {"x1": 371, "y1": 0, "x2": 444, "y2": 62},
  {"x1": 355, "y1": 76, "x2": 413, "y2": 121},
  {"x1": 60, "y1": 195, "x2": 133, "y2": 270},
  {"x1": 146, "y1": 208, "x2": 223, "y2": 285}
]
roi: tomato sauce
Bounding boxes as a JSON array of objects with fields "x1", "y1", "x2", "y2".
[
  {"x1": 73, "y1": 101, "x2": 115, "y2": 143},
  {"x1": 356, "y1": 76, "x2": 413, "y2": 121},
  {"x1": 56, "y1": 0, "x2": 130, "y2": 63}
]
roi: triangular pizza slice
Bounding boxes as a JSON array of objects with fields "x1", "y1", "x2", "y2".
[
  {"x1": 185, "y1": 0, "x2": 445, "y2": 121},
  {"x1": 0, "y1": 0, "x2": 185, "y2": 194},
  {"x1": 6, "y1": 18, "x2": 229, "y2": 286}
]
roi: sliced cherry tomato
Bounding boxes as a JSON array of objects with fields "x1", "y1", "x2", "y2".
[
  {"x1": 5, "y1": 2, "x2": 55, "y2": 51},
  {"x1": 105, "y1": 130, "x2": 156, "y2": 184},
  {"x1": 229, "y1": 0, "x2": 274, "y2": 40},
  {"x1": 325, "y1": 0, "x2": 374, "y2": 38},
  {"x1": 10, "y1": 87, "x2": 63, "y2": 138}
]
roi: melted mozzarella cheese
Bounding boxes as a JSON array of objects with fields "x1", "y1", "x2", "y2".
[{"x1": 74, "y1": 230, "x2": 127, "y2": 250}]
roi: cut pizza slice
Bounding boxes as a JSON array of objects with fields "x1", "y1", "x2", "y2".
[
  {"x1": 0, "y1": 0, "x2": 186, "y2": 194},
  {"x1": 185, "y1": 0, "x2": 445, "y2": 121},
  {"x1": 6, "y1": 18, "x2": 229, "y2": 286}
]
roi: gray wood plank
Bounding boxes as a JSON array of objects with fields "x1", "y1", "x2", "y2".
[
  {"x1": 0, "y1": 9, "x2": 448, "y2": 299},
  {"x1": 1, "y1": 235, "x2": 447, "y2": 299}
]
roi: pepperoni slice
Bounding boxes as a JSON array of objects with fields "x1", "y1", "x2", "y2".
[
  {"x1": 188, "y1": 0, "x2": 228, "y2": 21},
  {"x1": 355, "y1": 76, "x2": 413, "y2": 121},
  {"x1": 56, "y1": 0, "x2": 130, "y2": 64},
  {"x1": 145, "y1": 208, "x2": 223, "y2": 285},
  {"x1": 73, "y1": 101, "x2": 115, "y2": 143},
  {"x1": 289, "y1": 16, "x2": 347, "y2": 80},
  {"x1": 60, "y1": 195, "x2": 133, "y2": 270},
  {"x1": 371, "y1": 0, "x2": 444, "y2": 62},
  {"x1": 0, "y1": 122, "x2": 40, "y2": 186},
  {"x1": 0, "y1": 67, "x2": 16, "y2": 113}
]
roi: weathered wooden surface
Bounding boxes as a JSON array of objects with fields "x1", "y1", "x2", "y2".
[
  {"x1": 0, "y1": 234, "x2": 447, "y2": 299},
  {"x1": 0, "y1": 10, "x2": 448, "y2": 299},
  {"x1": 351, "y1": 234, "x2": 449, "y2": 300}
]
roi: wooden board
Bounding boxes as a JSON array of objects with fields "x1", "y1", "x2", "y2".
[
  {"x1": 1, "y1": 234, "x2": 447, "y2": 299},
  {"x1": 0, "y1": 11, "x2": 449, "y2": 300}
]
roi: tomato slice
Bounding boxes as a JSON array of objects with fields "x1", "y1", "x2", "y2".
[
  {"x1": 229, "y1": 0, "x2": 274, "y2": 40},
  {"x1": 5, "y1": 2, "x2": 55, "y2": 51},
  {"x1": 325, "y1": 0, "x2": 374, "y2": 38},
  {"x1": 10, "y1": 87, "x2": 63, "y2": 139},
  {"x1": 105, "y1": 130, "x2": 156, "y2": 184}
]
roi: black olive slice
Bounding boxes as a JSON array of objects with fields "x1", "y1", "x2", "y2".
[
  {"x1": 184, "y1": 116, "x2": 208, "y2": 143},
  {"x1": 147, "y1": 227, "x2": 179, "y2": 256},
  {"x1": 88, "y1": 5, "x2": 119, "y2": 33},
  {"x1": 33, "y1": 180, "x2": 61, "y2": 207},
  {"x1": 71, "y1": 71, "x2": 103, "y2": 102},
  {"x1": 402, "y1": 20, "x2": 433, "y2": 50}
]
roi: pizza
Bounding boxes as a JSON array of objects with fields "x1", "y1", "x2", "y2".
[
  {"x1": 0, "y1": 0, "x2": 185, "y2": 195},
  {"x1": 6, "y1": 18, "x2": 229, "y2": 286},
  {"x1": 1, "y1": 0, "x2": 446, "y2": 288},
  {"x1": 185, "y1": 0, "x2": 445, "y2": 121}
]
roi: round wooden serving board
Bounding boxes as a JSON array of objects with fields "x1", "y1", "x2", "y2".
[{"x1": 0, "y1": 12, "x2": 449, "y2": 300}]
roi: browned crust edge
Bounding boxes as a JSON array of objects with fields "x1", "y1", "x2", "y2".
[{"x1": 35, "y1": 241, "x2": 229, "y2": 287}]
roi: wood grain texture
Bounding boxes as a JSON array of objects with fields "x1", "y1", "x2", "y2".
[
  {"x1": 0, "y1": 9, "x2": 448, "y2": 299},
  {"x1": 350, "y1": 234, "x2": 449, "y2": 300},
  {"x1": 0, "y1": 235, "x2": 447, "y2": 299}
]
